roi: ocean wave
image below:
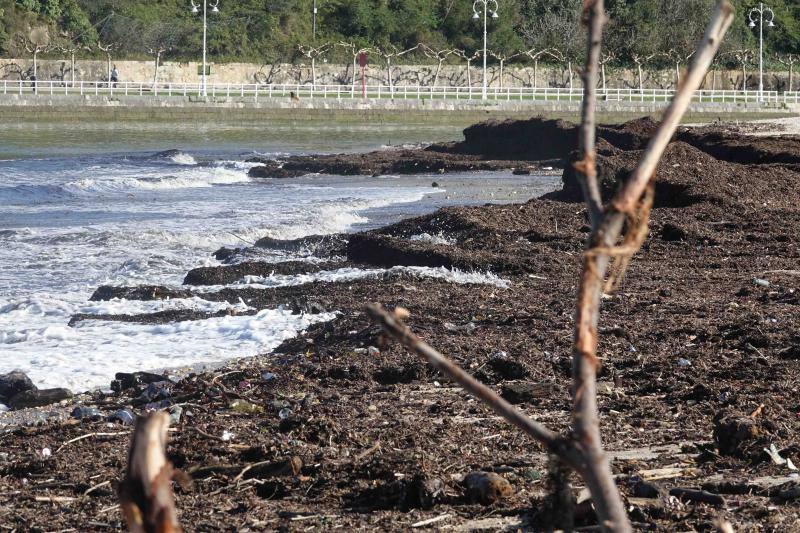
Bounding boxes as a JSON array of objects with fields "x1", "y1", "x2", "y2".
[
  {"x1": 233, "y1": 266, "x2": 510, "y2": 290},
  {"x1": 0, "y1": 168, "x2": 250, "y2": 204}
]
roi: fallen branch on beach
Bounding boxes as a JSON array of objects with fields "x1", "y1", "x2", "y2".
[
  {"x1": 368, "y1": 1, "x2": 734, "y2": 531},
  {"x1": 119, "y1": 412, "x2": 181, "y2": 533}
]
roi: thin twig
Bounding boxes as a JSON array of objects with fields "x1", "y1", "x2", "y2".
[
  {"x1": 365, "y1": 305, "x2": 582, "y2": 468},
  {"x1": 574, "y1": 0, "x2": 606, "y2": 229},
  {"x1": 55, "y1": 432, "x2": 129, "y2": 453}
]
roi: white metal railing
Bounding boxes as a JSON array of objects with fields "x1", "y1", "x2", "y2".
[{"x1": 0, "y1": 79, "x2": 792, "y2": 105}]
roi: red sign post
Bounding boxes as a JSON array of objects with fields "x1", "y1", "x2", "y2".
[{"x1": 358, "y1": 52, "x2": 368, "y2": 99}]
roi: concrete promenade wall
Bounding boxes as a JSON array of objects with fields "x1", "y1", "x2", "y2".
[
  {"x1": 0, "y1": 93, "x2": 793, "y2": 122},
  {"x1": 0, "y1": 58, "x2": 794, "y2": 92}
]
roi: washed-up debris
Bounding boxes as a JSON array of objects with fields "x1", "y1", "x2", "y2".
[
  {"x1": 9, "y1": 388, "x2": 73, "y2": 409},
  {"x1": 488, "y1": 352, "x2": 528, "y2": 380},
  {"x1": 462, "y1": 471, "x2": 514, "y2": 504},
  {"x1": 752, "y1": 278, "x2": 771, "y2": 287},
  {"x1": 230, "y1": 400, "x2": 264, "y2": 414},
  {"x1": 261, "y1": 371, "x2": 276, "y2": 382},
  {"x1": 0, "y1": 370, "x2": 36, "y2": 402},
  {"x1": 221, "y1": 430, "x2": 234, "y2": 442},
  {"x1": 669, "y1": 487, "x2": 725, "y2": 506},
  {"x1": 137, "y1": 381, "x2": 172, "y2": 403},
  {"x1": 677, "y1": 358, "x2": 692, "y2": 367},
  {"x1": 500, "y1": 382, "x2": 556, "y2": 404},
  {"x1": 41, "y1": 448, "x2": 52, "y2": 458},
  {"x1": 278, "y1": 408, "x2": 293, "y2": 420},
  {"x1": 168, "y1": 406, "x2": 183, "y2": 425},
  {"x1": 71, "y1": 406, "x2": 102, "y2": 421},
  {"x1": 110, "y1": 409, "x2": 135, "y2": 426},
  {"x1": 112, "y1": 371, "x2": 170, "y2": 393},
  {"x1": 764, "y1": 443, "x2": 798, "y2": 470}
]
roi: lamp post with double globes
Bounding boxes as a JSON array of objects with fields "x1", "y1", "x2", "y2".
[
  {"x1": 749, "y1": 2, "x2": 775, "y2": 100},
  {"x1": 473, "y1": 0, "x2": 498, "y2": 100},
  {"x1": 190, "y1": 0, "x2": 219, "y2": 97}
]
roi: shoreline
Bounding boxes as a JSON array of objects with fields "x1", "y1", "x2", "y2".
[{"x1": 2, "y1": 116, "x2": 800, "y2": 530}]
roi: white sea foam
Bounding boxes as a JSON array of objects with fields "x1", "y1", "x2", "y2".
[
  {"x1": 235, "y1": 266, "x2": 510, "y2": 289},
  {"x1": 170, "y1": 152, "x2": 197, "y2": 166},
  {"x1": 408, "y1": 232, "x2": 456, "y2": 246},
  {"x1": 0, "y1": 309, "x2": 334, "y2": 391}
]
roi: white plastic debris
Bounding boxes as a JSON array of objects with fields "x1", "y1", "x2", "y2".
[
  {"x1": 763, "y1": 443, "x2": 796, "y2": 470},
  {"x1": 221, "y1": 430, "x2": 234, "y2": 442},
  {"x1": 41, "y1": 448, "x2": 52, "y2": 458},
  {"x1": 677, "y1": 358, "x2": 692, "y2": 367},
  {"x1": 0, "y1": 404, "x2": 9, "y2": 413},
  {"x1": 753, "y1": 278, "x2": 770, "y2": 287}
]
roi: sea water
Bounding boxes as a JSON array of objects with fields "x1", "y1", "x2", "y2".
[{"x1": 0, "y1": 120, "x2": 557, "y2": 392}]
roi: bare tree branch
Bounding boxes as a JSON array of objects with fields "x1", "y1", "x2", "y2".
[
  {"x1": 573, "y1": 1, "x2": 605, "y2": 231},
  {"x1": 366, "y1": 305, "x2": 582, "y2": 465},
  {"x1": 119, "y1": 412, "x2": 181, "y2": 533}
]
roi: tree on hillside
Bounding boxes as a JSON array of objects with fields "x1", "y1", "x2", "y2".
[{"x1": 17, "y1": 25, "x2": 52, "y2": 79}]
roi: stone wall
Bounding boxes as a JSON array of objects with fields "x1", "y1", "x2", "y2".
[{"x1": 0, "y1": 58, "x2": 796, "y2": 92}]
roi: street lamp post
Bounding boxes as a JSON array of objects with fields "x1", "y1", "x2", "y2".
[
  {"x1": 473, "y1": 0, "x2": 498, "y2": 100},
  {"x1": 191, "y1": 0, "x2": 219, "y2": 97},
  {"x1": 313, "y1": 0, "x2": 318, "y2": 40},
  {"x1": 749, "y1": 2, "x2": 775, "y2": 100}
]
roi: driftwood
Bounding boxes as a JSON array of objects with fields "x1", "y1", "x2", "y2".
[
  {"x1": 119, "y1": 412, "x2": 181, "y2": 533},
  {"x1": 368, "y1": 2, "x2": 734, "y2": 531}
]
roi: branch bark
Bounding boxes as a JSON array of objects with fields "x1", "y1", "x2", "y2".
[
  {"x1": 367, "y1": 3, "x2": 734, "y2": 533},
  {"x1": 574, "y1": 0, "x2": 606, "y2": 230},
  {"x1": 119, "y1": 412, "x2": 181, "y2": 533}
]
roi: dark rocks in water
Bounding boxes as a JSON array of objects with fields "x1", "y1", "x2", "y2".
[
  {"x1": 112, "y1": 371, "x2": 171, "y2": 393},
  {"x1": 513, "y1": 168, "x2": 531, "y2": 175},
  {"x1": 248, "y1": 160, "x2": 307, "y2": 179},
  {"x1": 462, "y1": 471, "x2": 514, "y2": 504},
  {"x1": 248, "y1": 149, "x2": 535, "y2": 179},
  {"x1": 253, "y1": 234, "x2": 348, "y2": 258},
  {"x1": 90, "y1": 285, "x2": 193, "y2": 302},
  {"x1": 184, "y1": 261, "x2": 328, "y2": 286},
  {"x1": 0, "y1": 370, "x2": 37, "y2": 402},
  {"x1": 9, "y1": 388, "x2": 73, "y2": 409},
  {"x1": 290, "y1": 298, "x2": 328, "y2": 315},
  {"x1": 153, "y1": 149, "x2": 183, "y2": 159},
  {"x1": 347, "y1": 233, "x2": 454, "y2": 269}
]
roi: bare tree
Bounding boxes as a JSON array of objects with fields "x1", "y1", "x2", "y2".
[
  {"x1": 490, "y1": 50, "x2": 521, "y2": 89},
  {"x1": 58, "y1": 33, "x2": 88, "y2": 87},
  {"x1": 669, "y1": 49, "x2": 696, "y2": 87},
  {"x1": 777, "y1": 53, "x2": 798, "y2": 92},
  {"x1": 599, "y1": 51, "x2": 615, "y2": 93},
  {"x1": 631, "y1": 52, "x2": 659, "y2": 93},
  {"x1": 298, "y1": 43, "x2": 332, "y2": 89},
  {"x1": 455, "y1": 49, "x2": 481, "y2": 88},
  {"x1": 368, "y1": 2, "x2": 734, "y2": 532},
  {"x1": 18, "y1": 26, "x2": 53, "y2": 80},
  {"x1": 375, "y1": 44, "x2": 419, "y2": 95},
  {"x1": 524, "y1": 47, "x2": 559, "y2": 88},
  {"x1": 338, "y1": 42, "x2": 374, "y2": 90},
  {"x1": 97, "y1": 41, "x2": 117, "y2": 87},
  {"x1": 726, "y1": 49, "x2": 753, "y2": 91},
  {"x1": 421, "y1": 45, "x2": 457, "y2": 89}
]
